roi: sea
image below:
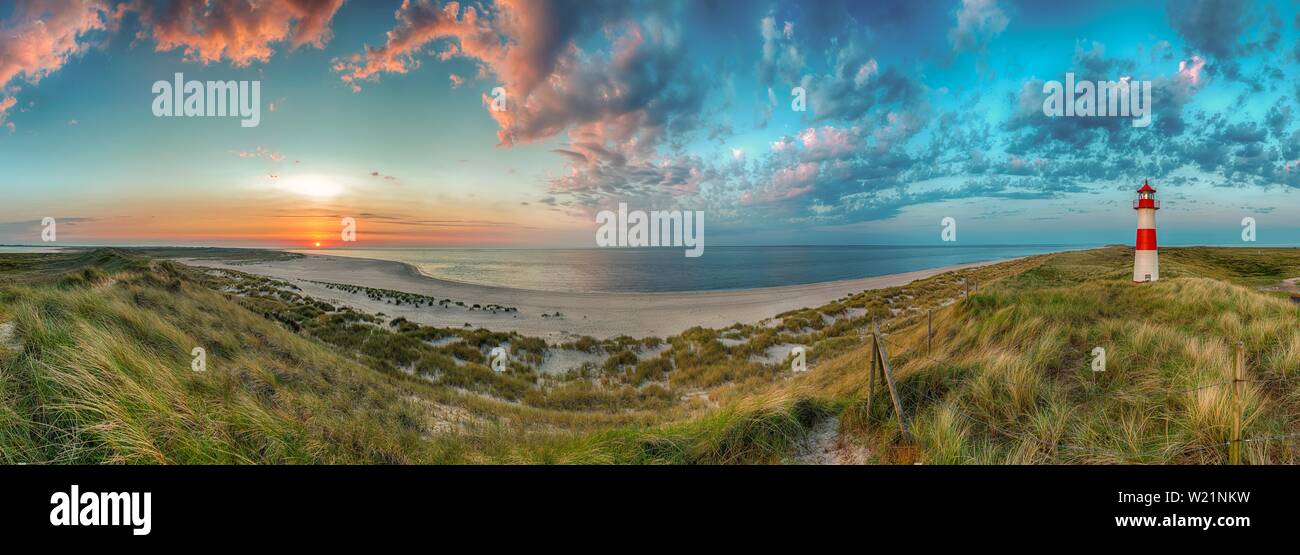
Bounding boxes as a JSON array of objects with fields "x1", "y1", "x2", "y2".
[{"x1": 290, "y1": 245, "x2": 1092, "y2": 293}]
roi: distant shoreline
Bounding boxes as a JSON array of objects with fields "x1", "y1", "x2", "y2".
[
  {"x1": 180, "y1": 250, "x2": 1033, "y2": 340},
  {"x1": 283, "y1": 244, "x2": 1085, "y2": 293}
]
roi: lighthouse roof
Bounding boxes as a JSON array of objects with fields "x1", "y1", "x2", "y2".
[{"x1": 1137, "y1": 180, "x2": 1156, "y2": 193}]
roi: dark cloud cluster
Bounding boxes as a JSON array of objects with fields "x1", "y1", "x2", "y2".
[{"x1": 1166, "y1": 0, "x2": 1251, "y2": 59}]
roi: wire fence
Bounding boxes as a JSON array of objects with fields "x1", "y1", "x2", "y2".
[{"x1": 856, "y1": 279, "x2": 1300, "y2": 463}]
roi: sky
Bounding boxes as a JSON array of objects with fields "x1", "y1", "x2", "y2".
[{"x1": 2, "y1": 0, "x2": 1300, "y2": 248}]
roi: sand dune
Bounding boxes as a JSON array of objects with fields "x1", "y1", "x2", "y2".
[{"x1": 182, "y1": 253, "x2": 1013, "y2": 341}]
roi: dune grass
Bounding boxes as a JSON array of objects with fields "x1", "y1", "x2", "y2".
[
  {"x1": 2, "y1": 246, "x2": 1299, "y2": 464},
  {"x1": 0, "y1": 250, "x2": 832, "y2": 464},
  {"x1": 788, "y1": 246, "x2": 1300, "y2": 464}
]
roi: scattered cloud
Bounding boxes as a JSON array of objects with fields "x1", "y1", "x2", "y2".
[
  {"x1": 5, "y1": 0, "x2": 1300, "y2": 240},
  {"x1": 232, "y1": 147, "x2": 285, "y2": 161}
]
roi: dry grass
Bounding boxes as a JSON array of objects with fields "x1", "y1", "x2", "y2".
[
  {"x1": 766, "y1": 247, "x2": 1300, "y2": 464},
  {"x1": 4, "y1": 246, "x2": 1300, "y2": 465}
]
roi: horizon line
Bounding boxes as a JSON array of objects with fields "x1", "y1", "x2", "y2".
[{"x1": 6, "y1": 242, "x2": 1300, "y2": 250}]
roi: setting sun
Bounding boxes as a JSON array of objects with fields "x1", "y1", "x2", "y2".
[{"x1": 314, "y1": 242, "x2": 321, "y2": 247}]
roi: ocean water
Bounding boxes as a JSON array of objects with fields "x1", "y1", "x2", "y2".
[{"x1": 293, "y1": 245, "x2": 1090, "y2": 293}]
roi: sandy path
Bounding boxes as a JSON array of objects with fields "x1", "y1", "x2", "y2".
[{"x1": 181, "y1": 253, "x2": 1013, "y2": 341}]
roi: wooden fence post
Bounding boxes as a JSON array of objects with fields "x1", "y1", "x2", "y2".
[
  {"x1": 869, "y1": 322, "x2": 877, "y2": 415},
  {"x1": 1230, "y1": 341, "x2": 1244, "y2": 465},
  {"x1": 873, "y1": 321, "x2": 911, "y2": 442}
]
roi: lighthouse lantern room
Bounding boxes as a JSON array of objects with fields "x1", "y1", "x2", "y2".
[{"x1": 1133, "y1": 180, "x2": 1159, "y2": 282}]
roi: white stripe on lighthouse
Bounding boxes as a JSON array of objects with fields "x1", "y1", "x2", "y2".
[
  {"x1": 1134, "y1": 249, "x2": 1158, "y2": 282},
  {"x1": 1137, "y1": 210, "x2": 1156, "y2": 230}
]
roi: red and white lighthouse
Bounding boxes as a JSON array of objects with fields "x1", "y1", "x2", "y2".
[{"x1": 1133, "y1": 180, "x2": 1159, "y2": 282}]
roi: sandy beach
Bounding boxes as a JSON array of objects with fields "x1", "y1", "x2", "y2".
[{"x1": 182, "y1": 253, "x2": 1013, "y2": 341}]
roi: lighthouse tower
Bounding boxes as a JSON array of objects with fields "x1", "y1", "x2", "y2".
[{"x1": 1133, "y1": 180, "x2": 1159, "y2": 282}]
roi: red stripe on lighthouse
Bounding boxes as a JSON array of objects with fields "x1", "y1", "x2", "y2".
[{"x1": 1136, "y1": 228, "x2": 1157, "y2": 251}]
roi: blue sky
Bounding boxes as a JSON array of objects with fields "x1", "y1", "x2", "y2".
[{"x1": 1, "y1": 0, "x2": 1299, "y2": 247}]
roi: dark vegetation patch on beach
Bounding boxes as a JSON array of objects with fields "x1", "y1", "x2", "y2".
[{"x1": 306, "y1": 279, "x2": 518, "y2": 314}]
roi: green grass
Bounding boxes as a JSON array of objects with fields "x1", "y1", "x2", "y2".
[
  {"x1": 0, "y1": 253, "x2": 434, "y2": 463},
  {"x1": 2, "y1": 246, "x2": 1299, "y2": 464},
  {"x1": 819, "y1": 246, "x2": 1300, "y2": 464},
  {"x1": 0, "y1": 250, "x2": 830, "y2": 463}
]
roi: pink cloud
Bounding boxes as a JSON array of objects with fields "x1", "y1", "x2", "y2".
[
  {"x1": 774, "y1": 162, "x2": 818, "y2": 186},
  {"x1": 134, "y1": 0, "x2": 345, "y2": 67},
  {"x1": 232, "y1": 146, "x2": 285, "y2": 162},
  {"x1": 0, "y1": 0, "x2": 116, "y2": 86},
  {"x1": 853, "y1": 58, "x2": 878, "y2": 87},
  {"x1": 0, "y1": 96, "x2": 15, "y2": 131},
  {"x1": 333, "y1": 1, "x2": 500, "y2": 85},
  {"x1": 743, "y1": 161, "x2": 818, "y2": 203},
  {"x1": 795, "y1": 125, "x2": 860, "y2": 160},
  {"x1": 0, "y1": 0, "x2": 345, "y2": 128},
  {"x1": 0, "y1": 0, "x2": 118, "y2": 128},
  {"x1": 1177, "y1": 54, "x2": 1206, "y2": 86}
]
